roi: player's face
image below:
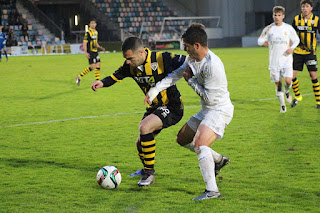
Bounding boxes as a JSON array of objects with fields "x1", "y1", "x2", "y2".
[
  {"x1": 301, "y1": 3, "x2": 313, "y2": 17},
  {"x1": 183, "y1": 40, "x2": 197, "y2": 59},
  {"x1": 89, "y1": 21, "x2": 97, "y2": 29},
  {"x1": 273, "y1": 12, "x2": 285, "y2": 25},
  {"x1": 123, "y1": 49, "x2": 145, "y2": 67}
]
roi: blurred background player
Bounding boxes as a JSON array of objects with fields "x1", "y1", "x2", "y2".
[
  {"x1": 0, "y1": 27, "x2": 8, "y2": 62},
  {"x1": 291, "y1": 0, "x2": 320, "y2": 108},
  {"x1": 76, "y1": 18, "x2": 105, "y2": 86},
  {"x1": 145, "y1": 23, "x2": 233, "y2": 200},
  {"x1": 91, "y1": 37, "x2": 185, "y2": 187},
  {"x1": 258, "y1": 6, "x2": 299, "y2": 113}
]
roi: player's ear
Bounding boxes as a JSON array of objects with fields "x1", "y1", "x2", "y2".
[{"x1": 194, "y1": 43, "x2": 200, "y2": 49}]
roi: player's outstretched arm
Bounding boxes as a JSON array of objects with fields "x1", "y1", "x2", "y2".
[{"x1": 92, "y1": 80, "x2": 104, "y2": 92}]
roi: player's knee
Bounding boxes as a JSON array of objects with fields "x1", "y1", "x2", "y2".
[{"x1": 139, "y1": 122, "x2": 151, "y2": 134}]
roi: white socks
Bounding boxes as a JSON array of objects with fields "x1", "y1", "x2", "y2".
[
  {"x1": 275, "y1": 86, "x2": 285, "y2": 106},
  {"x1": 284, "y1": 82, "x2": 292, "y2": 94},
  {"x1": 195, "y1": 146, "x2": 219, "y2": 192}
]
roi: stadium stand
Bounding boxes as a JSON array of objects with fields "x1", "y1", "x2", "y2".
[
  {"x1": 91, "y1": 0, "x2": 187, "y2": 41},
  {"x1": 0, "y1": 0, "x2": 61, "y2": 47}
]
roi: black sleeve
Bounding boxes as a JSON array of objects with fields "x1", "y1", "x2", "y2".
[
  {"x1": 101, "y1": 62, "x2": 131, "y2": 87},
  {"x1": 162, "y1": 52, "x2": 186, "y2": 74}
]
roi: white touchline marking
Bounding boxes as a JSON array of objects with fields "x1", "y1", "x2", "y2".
[{"x1": 0, "y1": 93, "x2": 314, "y2": 128}]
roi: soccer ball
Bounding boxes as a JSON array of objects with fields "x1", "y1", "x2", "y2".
[{"x1": 96, "y1": 166, "x2": 122, "y2": 189}]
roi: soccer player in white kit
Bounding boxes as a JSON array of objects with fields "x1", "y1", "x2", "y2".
[
  {"x1": 145, "y1": 23, "x2": 234, "y2": 200},
  {"x1": 258, "y1": 6, "x2": 300, "y2": 113}
]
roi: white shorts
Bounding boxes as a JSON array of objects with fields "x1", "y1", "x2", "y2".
[
  {"x1": 186, "y1": 104, "x2": 234, "y2": 140},
  {"x1": 269, "y1": 67, "x2": 293, "y2": 83}
]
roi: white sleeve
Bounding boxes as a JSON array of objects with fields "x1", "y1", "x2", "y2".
[
  {"x1": 289, "y1": 26, "x2": 300, "y2": 49},
  {"x1": 154, "y1": 61, "x2": 188, "y2": 91},
  {"x1": 187, "y1": 78, "x2": 210, "y2": 102},
  {"x1": 257, "y1": 25, "x2": 271, "y2": 46},
  {"x1": 147, "y1": 61, "x2": 188, "y2": 103}
]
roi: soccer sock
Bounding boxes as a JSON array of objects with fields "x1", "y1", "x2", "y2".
[
  {"x1": 0, "y1": 52, "x2": 2, "y2": 60},
  {"x1": 275, "y1": 86, "x2": 285, "y2": 106},
  {"x1": 195, "y1": 146, "x2": 219, "y2": 192},
  {"x1": 292, "y1": 78, "x2": 302, "y2": 99},
  {"x1": 4, "y1": 50, "x2": 8, "y2": 59},
  {"x1": 210, "y1": 149, "x2": 222, "y2": 163},
  {"x1": 312, "y1": 79, "x2": 320, "y2": 104},
  {"x1": 94, "y1": 67, "x2": 101, "y2": 80},
  {"x1": 78, "y1": 67, "x2": 92, "y2": 78},
  {"x1": 284, "y1": 82, "x2": 292, "y2": 94},
  {"x1": 141, "y1": 133, "x2": 155, "y2": 171},
  {"x1": 136, "y1": 141, "x2": 146, "y2": 168}
]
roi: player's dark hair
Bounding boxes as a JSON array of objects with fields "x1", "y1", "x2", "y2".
[
  {"x1": 300, "y1": 0, "x2": 313, "y2": 7},
  {"x1": 89, "y1": 18, "x2": 97, "y2": 23},
  {"x1": 182, "y1": 23, "x2": 207, "y2": 47},
  {"x1": 273, "y1": 6, "x2": 285, "y2": 14},
  {"x1": 122, "y1": 37, "x2": 144, "y2": 52}
]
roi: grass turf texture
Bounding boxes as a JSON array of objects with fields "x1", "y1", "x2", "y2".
[{"x1": 0, "y1": 47, "x2": 319, "y2": 212}]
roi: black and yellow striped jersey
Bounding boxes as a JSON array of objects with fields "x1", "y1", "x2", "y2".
[
  {"x1": 292, "y1": 13, "x2": 320, "y2": 55},
  {"x1": 84, "y1": 28, "x2": 99, "y2": 53},
  {"x1": 101, "y1": 48, "x2": 186, "y2": 108}
]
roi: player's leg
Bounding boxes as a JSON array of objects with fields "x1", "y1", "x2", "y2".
[
  {"x1": 192, "y1": 108, "x2": 233, "y2": 201},
  {"x1": 291, "y1": 54, "x2": 303, "y2": 107},
  {"x1": 76, "y1": 55, "x2": 94, "y2": 85},
  {"x1": 270, "y1": 69, "x2": 285, "y2": 112},
  {"x1": 0, "y1": 48, "x2": 2, "y2": 62},
  {"x1": 192, "y1": 124, "x2": 221, "y2": 201},
  {"x1": 94, "y1": 54, "x2": 101, "y2": 81},
  {"x1": 283, "y1": 67, "x2": 293, "y2": 104},
  {"x1": 137, "y1": 114, "x2": 162, "y2": 186},
  {"x1": 275, "y1": 81, "x2": 286, "y2": 113},
  {"x1": 309, "y1": 71, "x2": 320, "y2": 108},
  {"x1": 3, "y1": 47, "x2": 8, "y2": 61}
]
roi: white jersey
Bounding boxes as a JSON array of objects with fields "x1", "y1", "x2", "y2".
[
  {"x1": 155, "y1": 50, "x2": 232, "y2": 111},
  {"x1": 258, "y1": 22, "x2": 300, "y2": 70}
]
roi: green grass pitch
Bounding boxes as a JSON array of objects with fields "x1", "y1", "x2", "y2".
[{"x1": 0, "y1": 47, "x2": 319, "y2": 212}]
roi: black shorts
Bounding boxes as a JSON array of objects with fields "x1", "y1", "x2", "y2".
[
  {"x1": 142, "y1": 105, "x2": 183, "y2": 135},
  {"x1": 88, "y1": 52, "x2": 101, "y2": 64},
  {"x1": 293, "y1": 53, "x2": 317, "y2": 72}
]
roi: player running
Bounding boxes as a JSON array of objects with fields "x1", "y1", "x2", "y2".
[
  {"x1": 76, "y1": 18, "x2": 105, "y2": 86},
  {"x1": 258, "y1": 6, "x2": 300, "y2": 113},
  {"x1": 91, "y1": 37, "x2": 185, "y2": 187}
]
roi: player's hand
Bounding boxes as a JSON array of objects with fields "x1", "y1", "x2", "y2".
[
  {"x1": 85, "y1": 52, "x2": 90, "y2": 59},
  {"x1": 183, "y1": 67, "x2": 193, "y2": 81},
  {"x1": 144, "y1": 87, "x2": 161, "y2": 105},
  {"x1": 284, "y1": 48, "x2": 293, "y2": 55},
  {"x1": 100, "y1": 47, "x2": 106, "y2": 52},
  {"x1": 144, "y1": 94, "x2": 152, "y2": 105},
  {"x1": 91, "y1": 80, "x2": 103, "y2": 92},
  {"x1": 263, "y1": 41, "x2": 269, "y2": 47}
]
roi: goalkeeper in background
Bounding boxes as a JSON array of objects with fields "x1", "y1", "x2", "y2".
[{"x1": 258, "y1": 6, "x2": 299, "y2": 113}]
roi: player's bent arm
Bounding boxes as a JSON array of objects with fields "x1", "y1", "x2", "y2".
[
  {"x1": 101, "y1": 76, "x2": 117, "y2": 87},
  {"x1": 187, "y1": 78, "x2": 210, "y2": 103}
]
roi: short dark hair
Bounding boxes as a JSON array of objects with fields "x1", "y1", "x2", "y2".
[
  {"x1": 182, "y1": 23, "x2": 207, "y2": 47},
  {"x1": 89, "y1": 18, "x2": 97, "y2": 23},
  {"x1": 300, "y1": 0, "x2": 313, "y2": 7},
  {"x1": 121, "y1": 37, "x2": 144, "y2": 52},
  {"x1": 273, "y1": 6, "x2": 285, "y2": 14}
]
